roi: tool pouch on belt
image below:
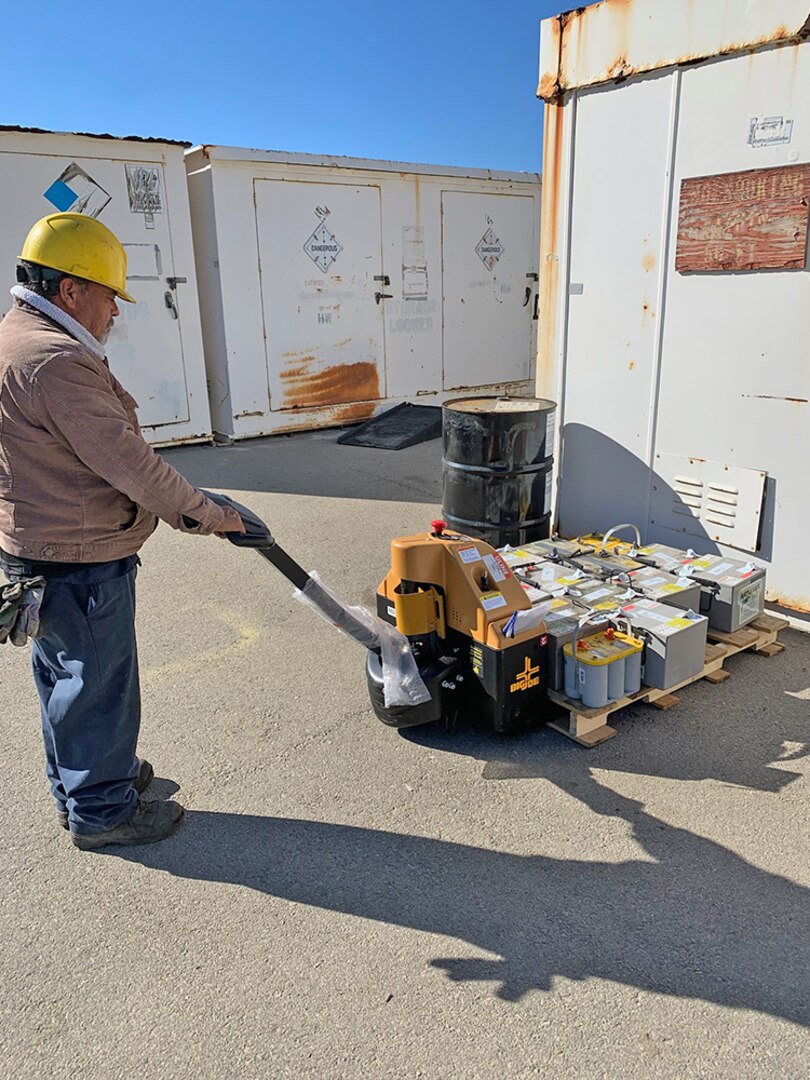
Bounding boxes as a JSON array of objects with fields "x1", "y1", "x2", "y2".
[{"x1": 0, "y1": 577, "x2": 46, "y2": 646}]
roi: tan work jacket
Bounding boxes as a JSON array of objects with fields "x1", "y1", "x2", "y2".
[{"x1": 0, "y1": 299, "x2": 229, "y2": 562}]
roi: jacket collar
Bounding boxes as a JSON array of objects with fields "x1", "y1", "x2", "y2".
[{"x1": 10, "y1": 285, "x2": 106, "y2": 361}]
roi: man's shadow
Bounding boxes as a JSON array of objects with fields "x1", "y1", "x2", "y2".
[{"x1": 114, "y1": 769, "x2": 809, "y2": 1027}]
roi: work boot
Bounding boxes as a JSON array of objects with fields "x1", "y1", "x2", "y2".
[
  {"x1": 70, "y1": 797, "x2": 185, "y2": 850},
  {"x1": 56, "y1": 759, "x2": 155, "y2": 830}
]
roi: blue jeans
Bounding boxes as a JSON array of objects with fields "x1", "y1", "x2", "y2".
[{"x1": 0, "y1": 551, "x2": 141, "y2": 835}]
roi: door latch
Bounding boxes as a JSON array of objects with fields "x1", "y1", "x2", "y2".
[
  {"x1": 166, "y1": 276, "x2": 187, "y2": 290},
  {"x1": 164, "y1": 291, "x2": 178, "y2": 319},
  {"x1": 373, "y1": 275, "x2": 390, "y2": 286},
  {"x1": 375, "y1": 292, "x2": 393, "y2": 304}
]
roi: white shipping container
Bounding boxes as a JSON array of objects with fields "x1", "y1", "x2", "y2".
[
  {"x1": 185, "y1": 146, "x2": 541, "y2": 440},
  {"x1": 536, "y1": 0, "x2": 810, "y2": 622},
  {"x1": 0, "y1": 127, "x2": 212, "y2": 446}
]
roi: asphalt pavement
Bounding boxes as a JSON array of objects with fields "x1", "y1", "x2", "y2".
[{"x1": 1, "y1": 430, "x2": 808, "y2": 1079}]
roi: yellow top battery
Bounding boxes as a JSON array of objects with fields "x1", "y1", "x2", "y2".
[{"x1": 563, "y1": 629, "x2": 643, "y2": 666}]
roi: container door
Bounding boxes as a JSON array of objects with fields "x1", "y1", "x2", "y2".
[
  {"x1": 0, "y1": 151, "x2": 190, "y2": 428},
  {"x1": 255, "y1": 180, "x2": 386, "y2": 411},
  {"x1": 555, "y1": 75, "x2": 674, "y2": 538},
  {"x1": 441, "y1": 191, "x2": 536, "y2": 390}
]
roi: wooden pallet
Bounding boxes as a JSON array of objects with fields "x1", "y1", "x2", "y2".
[{"x1": 547, "y1": 613, "x2": 790, "y2": 747}]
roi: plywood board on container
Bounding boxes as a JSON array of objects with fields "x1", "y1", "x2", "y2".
[{"x1": 675, "y1": 164, "x2": 810, "y2": 272}]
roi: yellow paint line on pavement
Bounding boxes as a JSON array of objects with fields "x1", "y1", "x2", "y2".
[{"x1": 141, "y1": 604, "x2": 261, "y2": 685}]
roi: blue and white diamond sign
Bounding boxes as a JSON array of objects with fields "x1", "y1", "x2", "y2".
[
  {"x1": 475, "y1": 227, "x2": 504, "y2": 271},
  {"x1": 43, "y1": 163, "x2": 111, "y2": 218},
  {"x1": 303, "y1": 221, "x2": 343, "y2": 272}
]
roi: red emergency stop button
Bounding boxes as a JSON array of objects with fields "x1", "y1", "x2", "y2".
[{"x1": 431, "y1": 519, "x2": 447, "y2": 536}]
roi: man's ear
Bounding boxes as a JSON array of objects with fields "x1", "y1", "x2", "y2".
[{"x1": 56, "y1": 276, "x2": 83, "y2": 310}]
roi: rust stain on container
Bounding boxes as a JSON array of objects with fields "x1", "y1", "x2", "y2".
[
  {"x1": 281, "y1": 358, "x2": 380, "y2": 410},
  {"x1": 536, "y1": 100, "x2": 566, "y2": 398},
  {"x1": 642, "y1": 251, "x2": 656, "y2": 272},
  {"x1": 767, "y1": 589, "x2": 810, "y2": 615},
  {"x1": 235, "y1": 409, "x2": 265, "y2": 419},
  {"x1": 743, "y1": 394, "x2": 808, "y2": 404},
  {"x1": 331, "y1": 401, "x2": 377, "y2": 424},
  {"x1": 537, "y1": 1, "x2": 810, "y2": 101}
]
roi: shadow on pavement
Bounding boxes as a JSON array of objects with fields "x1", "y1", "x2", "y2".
[
  {"x1": 112, "y1": 773, "x2": 809, "y2": 1027},
  {"x1": 402, "y1": 635, "x2": 810, "y2": 796}
]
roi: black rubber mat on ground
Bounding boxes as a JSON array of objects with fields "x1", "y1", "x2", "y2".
[{"x1": 336, "y1": 402, "x2": 442, "y2": 450}]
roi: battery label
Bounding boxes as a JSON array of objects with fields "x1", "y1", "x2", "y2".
[
  {"x1": 738, "y1": 579, "x2": 764, "y2": 621},
  {"x1": 583, "y1": 587, "x2": 613, "y2": 601},
  {"x1": 458, "y1": 546, "x2": 482, "y2": 564},
  {"x1": 547, "y1": 606, "x2": 575, "y2": 619},
  {"x1": 501, "y1": 547, "x2": 533, "y2": 565},
  {"x1": 636, "y1": 608, "x2": 672, "y2": 622},
  {"x1": 481, "y1": 592, "x2": 508, "y2": 611},
  {"x1": 709, "y1": 561, "x2": 735, "y2": 576}
]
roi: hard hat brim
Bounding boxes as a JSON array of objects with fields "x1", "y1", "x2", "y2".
[{"x1": 117, "y1": 287, "x2": 136, "y2": 304}]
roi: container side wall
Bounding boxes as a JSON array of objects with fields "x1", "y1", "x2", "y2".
[{"x1": 186, "y1": 162, "x2": 233, "y2": 438}]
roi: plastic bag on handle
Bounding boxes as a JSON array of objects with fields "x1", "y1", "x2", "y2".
[
  {"x1": 511, "y1": 600, "x2": 553, "y2": 636},
  {"x1": 294, "y1": 572, "x2": 431, "y2": 708}
]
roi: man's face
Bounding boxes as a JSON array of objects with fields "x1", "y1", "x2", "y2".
[{"x1": 56, "y1": 277, "x2": 120, "y2": 344}]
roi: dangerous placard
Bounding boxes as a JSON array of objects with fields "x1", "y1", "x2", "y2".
[
  {"x1": 304, "y1": 222, "x2": 343, "y2": 272},
  {"x1": 475, "y1": 227, "x2": 504, "y2": 270}
]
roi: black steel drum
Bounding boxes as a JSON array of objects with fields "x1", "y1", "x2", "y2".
[{"x1": 442, "y1": 396, "x2": 556, "y2": 548}]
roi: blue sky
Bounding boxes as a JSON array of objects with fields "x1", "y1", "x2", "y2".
[{"x1": 0, "y1": 1, "x2": 563, "y2": 174}]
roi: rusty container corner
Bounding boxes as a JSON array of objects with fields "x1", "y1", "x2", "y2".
[
  {"x1": 184, "y1": 146, "x2": 541, "y2": 443},
  {"x1": 534, "y1": 0, "x2": 810, "y2": 623}
]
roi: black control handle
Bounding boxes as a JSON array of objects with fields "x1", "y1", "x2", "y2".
[
  {"x1": 199, "y1": 489, "x2": 274, "y2": 548},
  {"x1": 198, "y1": 490, "x2": 311, "y2": 590}
]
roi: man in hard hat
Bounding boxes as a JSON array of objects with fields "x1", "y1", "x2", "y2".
[{"x1": 0, "y1": 212, "x2": 245, "y2": 850}]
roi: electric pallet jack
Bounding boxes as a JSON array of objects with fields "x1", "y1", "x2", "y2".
[{"x1": 209, "y1": 492, "x2": 554, "y2": 736}]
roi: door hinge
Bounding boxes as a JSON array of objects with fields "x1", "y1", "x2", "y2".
[{"x1": 373, "y1": 275, "x2": 390, "y2": 286}]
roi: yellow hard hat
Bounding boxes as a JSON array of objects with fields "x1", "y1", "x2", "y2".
[{"x1": 19, "y1": 213, "x2": 135, "y2": 303}]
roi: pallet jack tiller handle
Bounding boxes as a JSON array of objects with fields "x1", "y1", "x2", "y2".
[
  {"x1": 200, "y1": 489, "x2": 310, "y2": 591},
  {"x1": 200, "y1": 490, "x2": 381, "y2": 652}
]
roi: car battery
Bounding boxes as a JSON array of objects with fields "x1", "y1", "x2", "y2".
[
  {"x1": 522, "y1": 538, "x2": 594, "y2": 560},
  {"x1": 619, "y1": 597, "x2": 708, "y2": 689},
  {"x1": 634, "y1": 544, "x2": 766, "y2": 632},
  {"x1": 498, "y1": 546, "x2": 545, "y2": 570},
  {"x1": 540, "y1": 598, "x2": 595, "y2": 691},
  {"x1": 563, "y1": 629, "x2": 644, "y2": 708},
  {"x1": 518, "y1": 560, "x2": 597, "y2": 596},
  {"x1": 568, "y1": 579, "x2": 636, "y2": 613},
  {"x1": 624, "y1": 565, "x2": 702, "y2": 612},
  {"x1": 572, "y1": 550, "x2": 646, "y2": 579}
]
